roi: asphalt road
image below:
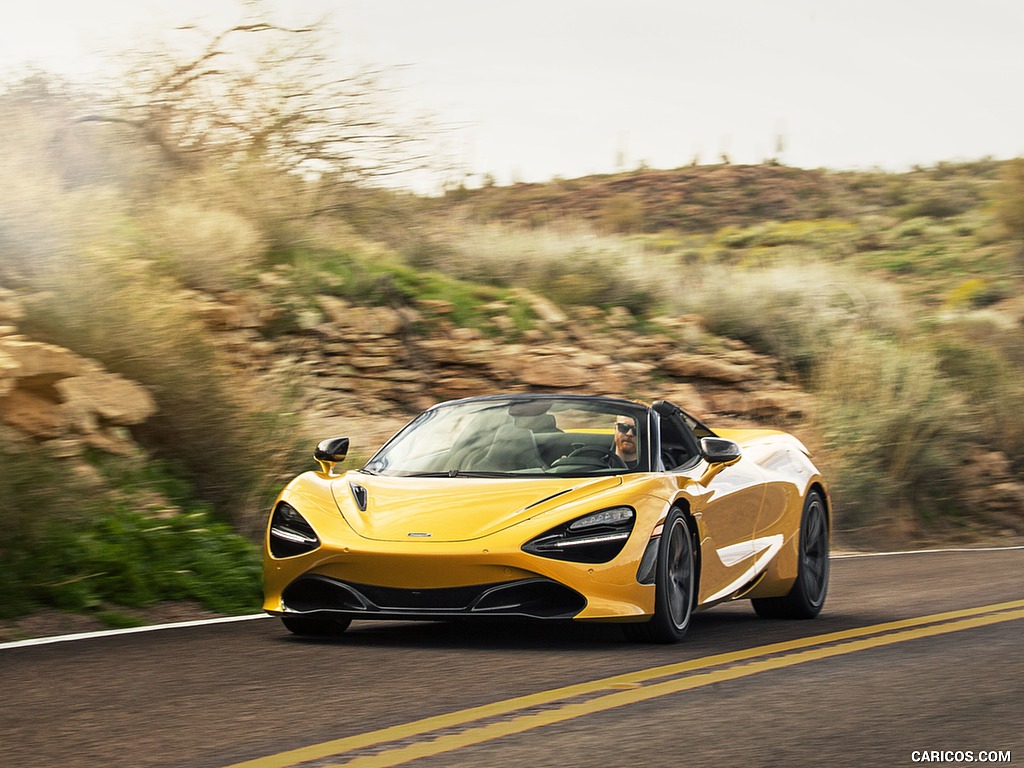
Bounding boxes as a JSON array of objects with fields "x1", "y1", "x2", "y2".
[{"x1": 1, "y1": 548, "x2": 1021, "y2": 768}]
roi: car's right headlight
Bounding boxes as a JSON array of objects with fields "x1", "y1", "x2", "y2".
[
  {"x1": 522, "y1": 506, "x2": 635, "y2": 563},
  {"x1": 268, "y1": 501, "x2": 320, "y2": 558}
]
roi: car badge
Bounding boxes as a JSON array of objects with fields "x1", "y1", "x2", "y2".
[{"x1": 407, "y1": 532, "x2": 432, "y2": 538}]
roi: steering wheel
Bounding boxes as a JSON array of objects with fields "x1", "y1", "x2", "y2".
[{"x1": 551, "y1": 445, "x2": 628, "y2": 469}]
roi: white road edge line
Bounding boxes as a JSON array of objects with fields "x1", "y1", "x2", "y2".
[
  {"x1": 0, "y1": 613, "x2": 270, "y2": 651},
  {"x1": 832, "y1": 545, "x2": 1024, "y2": 559},
  {"x1": 3, "y1": 545, "x2": 1021, "y2": 651}
]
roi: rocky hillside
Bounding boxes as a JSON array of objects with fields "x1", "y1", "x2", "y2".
[
  {"x1": 185, "y1": 283, "x2": 812, "y2": 446},
  {"x1": 443, "y1": 161, "x2": 1000, "y2": 233},
  {"x1": 4, "y1": 279, "x2": 1022, "y2": 542},
  {"x1": 0, "y1": 278, "x2": 808, "y2": 474}
]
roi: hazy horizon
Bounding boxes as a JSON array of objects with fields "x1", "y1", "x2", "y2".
[{"x1": 4, "y1": 0, "x2": 1022, "y2": 190}]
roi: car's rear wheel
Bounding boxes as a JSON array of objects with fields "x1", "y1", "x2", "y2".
[
  {"x1": 624, "y1": 509, "x2": 695, "y2": 643},
  {"x1": 752, "y1": 490, "x2": 829, "y2": 619},
  {"x1": 281, "y1": 614, "x2": 352, "y2": 637}
]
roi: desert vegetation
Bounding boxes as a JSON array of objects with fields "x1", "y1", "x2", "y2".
[{"x1": 1, "y1": 18, "x2": 1022, "y2": 628}]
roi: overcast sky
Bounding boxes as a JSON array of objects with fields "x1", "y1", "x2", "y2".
[{"x1": 4, "y1": 0, "x2": 1023, "y2": 188}]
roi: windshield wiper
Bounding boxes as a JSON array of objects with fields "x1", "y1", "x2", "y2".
[
  {"x1": 395, "y1": 470, "x2": 520, "y2": 478},
  {"x1": 448, "y1": 470, "x2": 520, "y2": 478}
]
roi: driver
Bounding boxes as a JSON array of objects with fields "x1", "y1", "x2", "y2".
[{"x1": 614, "y1": 416, "x2": 639, "y2": 468}]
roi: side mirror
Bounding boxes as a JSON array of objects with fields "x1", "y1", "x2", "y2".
[
  {"x1": 314, "y1": 437, "x2": 350, "y2": 476},
  {"x1": 700, "y1": 437, "x2": 741, "y2": 464},
  {"x1": 698, "y1": 437, "x2": 741, "y2": 485}
]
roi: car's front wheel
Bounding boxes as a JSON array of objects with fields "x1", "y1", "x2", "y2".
[
  {"x1": 281, "y1": 614, "x2": 352, "y2": 637},
  {"x1": 624, "y1": 508, "x2": 695, "y2": 643},
  {"x1": 752, "y1": 490, "x2": 829, "y2": 619}
]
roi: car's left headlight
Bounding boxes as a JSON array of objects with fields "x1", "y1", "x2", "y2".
[
  {"x1": 522, "y1": 506, "x2": 635, "y2": 563},
  {"x1": 268, "y1": 501, "x2": 320, "y2": 558}
]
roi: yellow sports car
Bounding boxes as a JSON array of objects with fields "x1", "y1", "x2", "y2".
[{"x1": 263, "y1": 394, "x2": 830, "y2": 643}]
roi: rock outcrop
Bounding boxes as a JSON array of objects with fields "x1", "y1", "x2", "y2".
[
  {"x1": 0, "y1": 297, "x2": 156, "y2": 457},
  {"x1": 959, "y1": 448, "x2": 1024, "y2": 535},
  {"x1": 196, "y1": 289, "x2": 811, "y2": 429}
]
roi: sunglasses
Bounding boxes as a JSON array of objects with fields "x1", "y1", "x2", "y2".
[{"x1": 616, "y1": 423, "x2": 637, "y2": 435}]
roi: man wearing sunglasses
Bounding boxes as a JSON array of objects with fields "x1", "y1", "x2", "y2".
[{"x1": 614, "y1": 416, "x2": 639, "y2": 468}]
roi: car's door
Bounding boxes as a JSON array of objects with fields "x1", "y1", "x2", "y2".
[
  {"x1": 685, "y1": 454, "x2": 768, "y2": 604},
  {"x1": 657, "y1": 404, "x2": 766, "y2": 605}
]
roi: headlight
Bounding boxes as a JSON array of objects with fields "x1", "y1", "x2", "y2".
[
  {"x1": 568, "y1": 507, "x2": 634, "y2": 530},
  {"x1": 522, "y1": 506, "x2": 635, "y2": 563},
  {"x1": 268, "y1": 502, "x2": 320, "y2": 558}
]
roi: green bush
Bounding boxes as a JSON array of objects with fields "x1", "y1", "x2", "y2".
[
  {"x1": 0, "y1": 507, "x2": 262, "y2": 618},
  {"x1": 425, "y1": 221, "x2": 669, "y2": 315},
  {"x1": 945, "y1": 278, "x2": 1008, "y2": 309},
  {"x1": 0, "y1": 449, "x2": 261, "y2": 618},
  {"x1": 749, "y1": 219, "x2": 858, "y2": 251},
  {"x1": 898, "y1": 194, "x2": 972, "y2": 220},
  {"x1": 280, "y1": 246, "x2": 517, "y2": 331}
]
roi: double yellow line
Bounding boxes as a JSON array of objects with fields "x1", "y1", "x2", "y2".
[{"x1": 228, "y1": 600, "x2": 1024, "y2": 768}]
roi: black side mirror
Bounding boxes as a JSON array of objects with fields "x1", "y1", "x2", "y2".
[
  {"x1": 698, "y1": 437, "x2": 742, "y2": 486},
  {"x1": 700, "y1": 437, "x2": 741, "y2": 464},
  {"x1": 314, "y1": 437, "x2": 350, "y2": 475}
]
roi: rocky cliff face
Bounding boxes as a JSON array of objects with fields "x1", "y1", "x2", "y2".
[{"x1": 0, "y1": 289, "x2": 155, "y2": 463}]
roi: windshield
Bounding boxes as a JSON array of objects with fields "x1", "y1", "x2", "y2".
[{"x1": 363, "y1": 396, "x2": 651, "y2": 477}]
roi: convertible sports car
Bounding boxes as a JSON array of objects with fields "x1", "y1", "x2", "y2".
[{"x1": 263, "y1": 393, "x2": 830, "y2": 643}]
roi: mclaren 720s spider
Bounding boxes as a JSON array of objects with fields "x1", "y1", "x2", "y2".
[{"x1": 263, "y1": 393, "x2": 830, "y2": 643}]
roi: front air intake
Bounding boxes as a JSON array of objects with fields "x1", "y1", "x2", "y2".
[{"x1": 281, "y1": 575, "x2": 586, "y2": 620}]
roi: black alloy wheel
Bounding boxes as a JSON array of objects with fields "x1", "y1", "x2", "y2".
[
  {"x1": 752, "y1": 490, "x2": 829, "y2": 619},
  {"x1": 624, "y1": 508, "x2": 695, "y2": 643}
]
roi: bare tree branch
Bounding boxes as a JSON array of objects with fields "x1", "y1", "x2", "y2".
[{"x1": 79, "y1": 19, "x2": 435, "y2": 182}]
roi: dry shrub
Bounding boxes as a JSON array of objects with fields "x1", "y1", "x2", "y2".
[
  {"x1": 992, "y1": 157, "x2": 1024, "y2": 242},
  {"x1": 599, "y1": 193, "x2": 644, "y2": 234},
  {"x1": 425, "y1": 220, "x2": 674, "y2": 315},
  {"x1": 146, "y1": 202, "x2": 269, "y2": 293},
  {"x1": 674, "y1": 260, "x2": 909, "y2": 380},
  {"x1": 21, "y1": 254, "x2": 304, "y2": 531},
  {"x1": 672, "y1": 259, "x2": 979, "y2": 541},
  {"x1": 161, "y1": 162, "x2": 344, "y2": 252},
  {"x1": 934, "y1": 316, "x2": 1024, "y2": 469},
  {"x1": 0, "y1": 156, "x2": 134, "y2": 288},
  {"x1": 814, "y1": 333, "x2": 973, "y2": 541}
]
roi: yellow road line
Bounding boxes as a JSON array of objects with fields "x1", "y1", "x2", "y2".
[
  {"x1": 331, "y1": 608, "x2": 1024, "y2": 768},
  {"x1": 226, "y1": 599, "x2": 1024, "y2": 768}
]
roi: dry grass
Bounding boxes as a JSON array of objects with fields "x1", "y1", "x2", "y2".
[
  {"x1": 145, "y1": 202, "x2": 269, "y2": 293},
  {"x1": 422, "y1": 219, "x2": 686, "y2": 314},
  {"x1": 20, "y1": 252, "x2": 305, "y2": 531},
  {"x1": 814, "y1": 333, "x2": 973, "y2": 538}
]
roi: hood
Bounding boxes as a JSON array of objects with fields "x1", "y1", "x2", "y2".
[{"x1": 331, "y1": 473, "x2": 623, "y2": 542}]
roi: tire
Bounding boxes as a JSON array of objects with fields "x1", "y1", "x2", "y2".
[
  {"x1": 281, "y1": 614, "x2": 352, "y2": 637},
  {"x1": 752, "y1": 490, "x2": 829, "y2": 619},
  {"x1": 624, "y1": 509, "x2": 695, "y2": 643}
]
